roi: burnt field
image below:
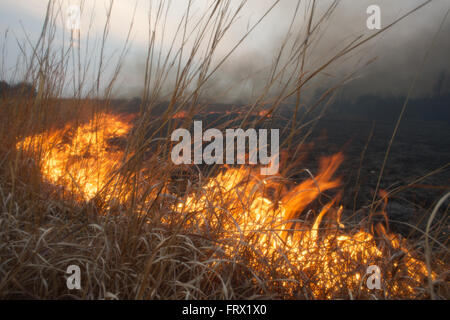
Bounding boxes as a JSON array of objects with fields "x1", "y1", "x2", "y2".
[
  {"x1": 171, "y1": 103, "x2": 450, "y2": 238},
  {"x1": 300, "y1": 118, "x2": 449, "y2": 236}
]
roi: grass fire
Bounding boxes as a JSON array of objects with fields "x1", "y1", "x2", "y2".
[{"x1": 0, "y1": 0, "x2": 448, "y2": 300}]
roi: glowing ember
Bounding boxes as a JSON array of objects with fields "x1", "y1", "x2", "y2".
[
  {"x1": 259, "y1": 110, "x2": 271, "y2": 117},
  {"x1": 173, "y1": 110, "x2": 188, "y2": 119}
]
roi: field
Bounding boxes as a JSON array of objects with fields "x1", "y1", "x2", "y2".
[{"x1": 0, "y1": 0, "x2": 448, "y2": 300}]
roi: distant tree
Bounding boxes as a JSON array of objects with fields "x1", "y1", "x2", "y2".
[
  {"x1": 0, "y1": 80, "x2": 10, "y2": 97},
  {"x1": 11, "y1": 82, "x2": 37, "y2": 97}
]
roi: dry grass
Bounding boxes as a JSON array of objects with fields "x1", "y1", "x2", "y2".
[{"x1": 0, "y1": 0, "x2": 448, "y2": 300}]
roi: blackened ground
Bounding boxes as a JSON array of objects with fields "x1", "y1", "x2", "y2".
[{"x1": 299, "y1": 118, "x2": 449, "y2": 238}]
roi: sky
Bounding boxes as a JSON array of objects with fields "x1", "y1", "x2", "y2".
[{"x1": 0, "y1": 0, "x2": 449, "y2": 103}]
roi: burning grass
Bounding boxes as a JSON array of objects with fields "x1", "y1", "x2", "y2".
[
  {"x1": 16, "y1": 113, "x2": 134, "y2": 200},
  {"x1": 4, "y1": 112, "x2": 445, "y2": 299},
  {"x1": 0, "y1": 0, "x2": 448, "y2": 300}
]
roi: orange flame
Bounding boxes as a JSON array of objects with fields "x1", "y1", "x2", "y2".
[
  {"x1": 17, "y1": 113, "x2": 132, "y2": 199},
  {"x1": 16, "y1": 113, "x2": 434, "y2": 298}
]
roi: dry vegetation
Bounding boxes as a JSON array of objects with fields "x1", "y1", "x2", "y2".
[{"x1": 0, "y1": 0, "x2": 448, "y2": 299}]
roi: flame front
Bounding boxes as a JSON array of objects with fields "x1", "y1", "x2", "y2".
[
  {"x1": 17, "y1": 113, "x2": 434, "y2": 298},
  {"x1": 17, "y1": 113, "x2": 132, "y2": 199},
  {"x1": 175, "y1": 159, "x2": 431, "y2": 298}
]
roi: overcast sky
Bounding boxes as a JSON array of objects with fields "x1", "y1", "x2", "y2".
[{"x1": 0, "y1": 0, "x2": 449, "y2": 102}]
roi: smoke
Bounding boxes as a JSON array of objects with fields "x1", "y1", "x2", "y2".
[{"x1": 113, "y1": 0, "x2": 450, "y2": 103}]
